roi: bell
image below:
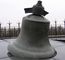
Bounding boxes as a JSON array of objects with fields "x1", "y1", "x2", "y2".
[{"x1": 8, "y1": 0, "x2": 57, "y2": 59}]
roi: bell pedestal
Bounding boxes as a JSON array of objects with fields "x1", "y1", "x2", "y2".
[{"x1": 8, "y1": 15, "x2": 56, "y2": 59}]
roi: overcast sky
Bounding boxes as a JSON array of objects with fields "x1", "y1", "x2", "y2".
[{"x1": 0, "y1": 0, "x2": 65, "y2": 28}]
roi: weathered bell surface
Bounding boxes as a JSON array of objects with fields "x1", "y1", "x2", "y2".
[{"x1": 8, "y1": 0, "x2": 57, "y2": 59}]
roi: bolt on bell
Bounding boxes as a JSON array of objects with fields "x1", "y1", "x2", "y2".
[{"x1": 8, "y1": 0, "x2": 57, "y2": 59}]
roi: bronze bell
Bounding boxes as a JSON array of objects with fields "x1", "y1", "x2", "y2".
[{"x1": 8, "y1": 0, "x2": 57, "y2": 59}]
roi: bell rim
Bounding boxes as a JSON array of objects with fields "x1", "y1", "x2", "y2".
[
  {"x1": 8, "y1": 50, "x2": 57, "y2": 59},
  {"x1": 8, "y1": 44, "x2": 57, "y2": 59}
]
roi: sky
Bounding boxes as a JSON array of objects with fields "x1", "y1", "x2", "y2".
[{"x1": 0, "y1": 0, "x2": 65, "y2": 28}]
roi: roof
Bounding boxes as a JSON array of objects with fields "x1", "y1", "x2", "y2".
[{"x1": 0, "y1": 38, "x2": 65, "y2": 60}]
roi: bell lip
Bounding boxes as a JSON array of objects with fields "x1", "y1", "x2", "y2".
[
  {"x1": 8, "y1": 44, "x2": 57, "y2": 59},
  {"x1": 8, "y1": 50, "x2": 57, "y2": 59}
]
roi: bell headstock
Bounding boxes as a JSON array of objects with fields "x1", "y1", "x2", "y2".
[{"x1": 24, "y1": 0, "x2": 48, "y2": 16}]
